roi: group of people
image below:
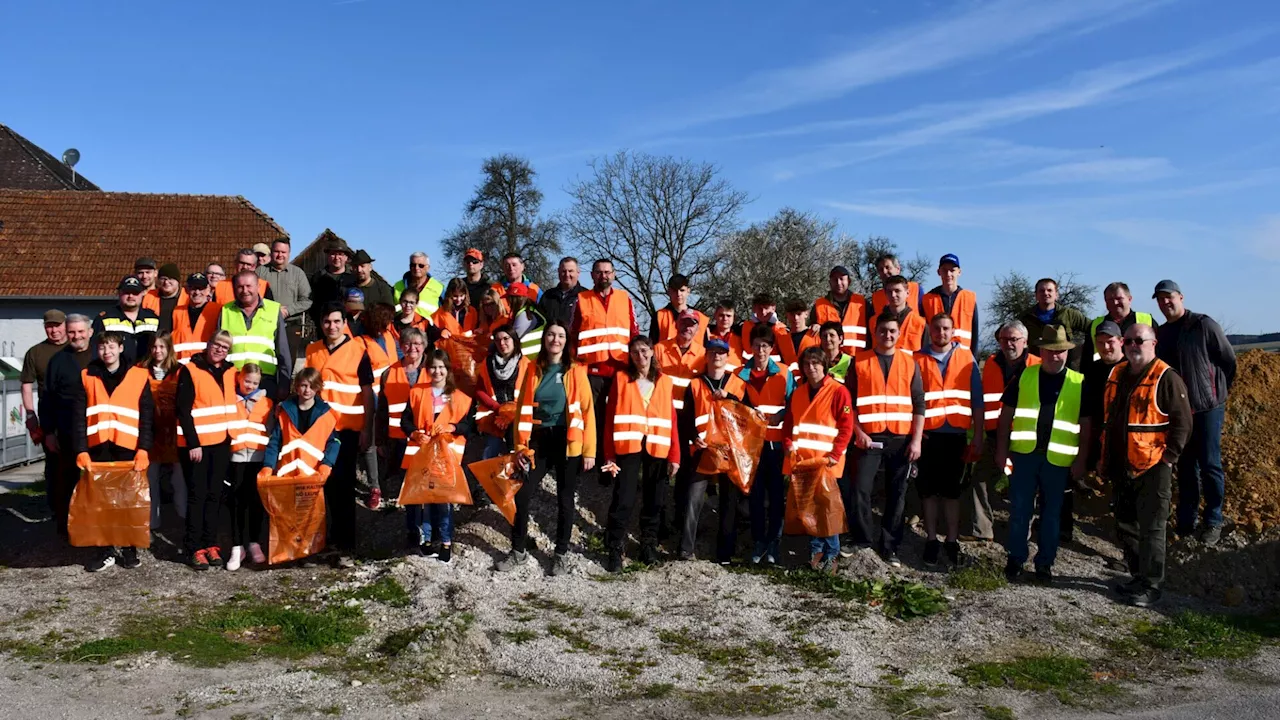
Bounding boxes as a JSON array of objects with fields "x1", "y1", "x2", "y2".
[{"x1": 20, "y1": 239, "x2": 1237, "y2": 608}]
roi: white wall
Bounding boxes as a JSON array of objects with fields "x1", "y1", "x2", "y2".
[{"x1": 0, "y1": 299, "x2": 114, "y2": 359}]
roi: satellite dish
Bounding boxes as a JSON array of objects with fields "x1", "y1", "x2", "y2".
[{"x1": 63, "y1": 149, "x2": 80, "y2": 167}]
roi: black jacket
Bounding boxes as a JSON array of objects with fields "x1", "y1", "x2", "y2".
[
  {"x1": 72, "y1": 360, "x2": 154, "y2": 455},
  {"x1": 175, "y1": 354, "x2": 237, "y2": 448},
  {"x1": 40, "y1": 346, "x2": 95, "y2": 441},
  {"x1": 538, "y1": 283, "x2": 585, "y2": 328},
  {"x1": 1155, "y1": 310, "x2": 1235, "y2": 412},
  {"x1": 309, "y1": 267, "x2": 355, "y2": 323}
]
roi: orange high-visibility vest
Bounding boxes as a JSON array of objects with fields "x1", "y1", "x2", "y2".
[
  {"x1": 981, "y1": 353, "x2": 1040, "y2": 431},
  {"x1": 171, "y1": 303, "x2": 220, "y2": 364},
  {"x1": 689, "y1": 373, "x2": 748, "y2": 442},
  {"x1": 895, "y1": 311, "x2": 926, "y2": 354},
  {"x1": 382, "y1": 360, "x2": 431, "y2": 440},
  {"x1": 740, "y1": 320, "x2": 789, "y2": 365},
  {"x1": 1101, "y1": 359, "x2": 1173, "y2": 475},
  {"x1": 361, "y1": 335, "x2": 393, "y2": 396},
  {"x1": 142, "y1": 288, "x2": 189, "y2": 315},
  {"x1": 708, "y1": 330, "x2": 744, "y2": 370},
  {"x1": 230, "y1": 396, "x2": 274, "y2": 452},
  {"x1": 435, "y1": 306, "x2": 479, "y2": 340},
  {"x1": 655, "y1": 307, "x2": 709, "y2": 346},
  {"x1": 921, "y1": 289, "x2": 978, "y2": 350},
  {"x1": 474, "y1": 355, "x2": 531, "y2": 433},
  {"x1": 778, "y1": 329, "x2": 821, "y2": 377},
  {"x1": 610, "y1": 370, "x2": 677, "y2": 458},
  {"x1": 82, "y1": 366, "x2": 150, "y2": 450},
  {"x1": 178, "y1": 363, "x2": 238, "y2": 447},
  {"x1": 784, "y1": 376, "x2": 850, "y2": 476},
  {"x1": 871, "y1": 282, "x2": 920, "y2": 315},
  {"x1": 214, "y1": 277, "x2": 270, "y2": 307},
  {"x1": 575, "y1": 290, "x2": 634, "y2": 368},
  {"x1": 275, "y1": 405, "x2": 338, "y2": 478},
  {"x1": 514, "y1": 363, "x2": 593, "y2": 455},
  {"x1": 852, "y1": 350, "x2": 915, "y2": 435},
  {"x1": 915, "y1": 345, "x2": 976, "y2": 431},
  {"x1": 388, "y1": 313, "x2": 431, "y2": 344},
  {"x1": 400, "y1": 386, "x2": 473, "y2": 468},
  {"x1": 742, "y1": 368, "x2": 790, "y2": 442},
  {"x1": 813, "y1": 294, "x2": 869, "y2": 354},
  {"x1": 655, "y1": 339, "x2": 706, "y2": 411},
  {"x1": 306, "y1": 338, "x2": 369, "y2": 432}
]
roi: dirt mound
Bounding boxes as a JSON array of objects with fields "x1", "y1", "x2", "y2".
[{"x1": 1221, "y1": 350, "x2": 1280, "y2": 532}]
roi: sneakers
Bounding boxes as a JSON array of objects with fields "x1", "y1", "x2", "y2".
[
  {"x1": 438, "y1": 545, "x2": 453, "y2": 565},
  {"x1": 1034, "y1": 567, "x2": 1054, "y2": 586},
  {"x1": 923, "y1": 540, "x2": 942, "y2": 567},
  {"x1": 368, "y1": 488, "x2": 382, "y2": 511},
  {"x1": 424, "y1": 543, "x2": 442, "y2": 559},
  {"x1": 677, "y1": 551, "x2": 695, "y2": 562},
  {"x1": 119, "y1": 547, "x2": 142, "y2": 570},
  {"x1": 552, "y1": 552, "x2": 570, "y2": 576},
  {"x1": 639, "y1": 544, "x2": 660, "y2": 565},
  {"x1": 605, "y1": 551, "x2": 623, "y2": 574},
  {"x1": 496, "y1": 551, "x2": 529, "y2": 572},
  {"x1": 944, "y1": 541, "x2": 964, "y2": 567},
  {"x1": 1126, "y1": 587, "x2": 1163, "y2": 608},
  {"x1": 226, "y1": 546, "x2": 244, "y2": 572},
  {"x1": 879, "y1": 550, "x2": 902, "y2": 568},
  {"x1": 190, "y1": 549, "x2": 210, "y2": 571},
  {"x1": 247, "y1": 543, "x2": 266, "y2": 565},
  {"x1": 1198, "y1": 525, "x2": 1222, "y2": 547},
  {"x1": 839, "y1": 543, "x2": 857, "y2": 559},
  {"x1": 1004, "y1": 558, "x2": 1022, "y2": 583},
  {"x1": 205, "y1": 546, "x2": 224, "y2": 568},
  {"x1": 752, "y1": 541, "x2": 767, "y2": 564},
  {"x1": 87, "y1": 549, "x2": 117, "y2": 573}
]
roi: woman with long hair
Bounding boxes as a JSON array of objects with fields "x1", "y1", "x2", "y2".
[
  {"x1": 227, "y1": 363, "x2": 273, "y2": 570},
  {"x1": 600, "y1": 336, "x2": 680, "y2": 571},
  {"x1": 474, "y1": 324, "x2": 529, "y2": 459},
  {"x1": 139, "y1": 332, "x2": 185, "y2": 528},
  {"x1": 435, "y1": 278, "x2": 478, "y2": 341},
  {"x1": 496, "y1": 321, "x2": 596, "y2": 576}
]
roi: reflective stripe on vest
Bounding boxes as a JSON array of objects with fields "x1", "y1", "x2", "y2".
[
  {"x1": 742, "y1": 368, "x2": 790, "y2": 442},
  {"x1": 230, "y1": 396, "x2": 274, "y2": 452},
  {"x1": 981, "y1": 353, "x2": 1040, "y2": 430},
  {"x1": 853, "y1": 350, "x2": 915, "y2": 434},
  {"x1": 515, "y1": 365, "x2": 590, "y2": 449},
  {"x1": 275, "y1": 407, "x2": 338, "y2": 478},
  {"x1": 610, "y1": 372, "x2": 676, "y2": 458},
  {"x1": 813, "y1": 295, "x2": 868, "y2": 354},
  {"x1": 785, "y1": 376, "x2": 849, "y2": 476},
  {"x1": 575, "y1": 291, "x2": 633, "y2": 365},
  {"x1": 400, "y1": 387, "x2": 472, "y2": 467},
  {"x1": 915, "y1": 345, "x2": 976, "y2": 431},
  {"x1": 690, "y1": 374, "x2": 747, "y2": 441},
  {"x1": 221, "y1": 300, "x2": 281, "y2": 374},
  {"x1": 82, "y1": 366, "x2": 150, "y2": 450},
  {"x1": 306, "y1": 338, "x2": 369, "y2": 431},
  {"x1": 382, "y1": 361, "x2": 428, "y2": 440},
  {"x1": 178, "y1": 363, "x2": 238, "y2": 447},
  {"x1": 1010, "y1": 367, "x2": 1083, "y2": 467}
]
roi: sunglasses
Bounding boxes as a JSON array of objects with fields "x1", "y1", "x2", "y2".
[
  {"x1": 1123, "y1": 338, "x2": 1151, "y2": 346},
  {"x1": 411, "y1": 263, "x2": 427, "y2": 269},
  {"x1": 465, "y1": 257, "x2": 482, "y2": 264}
]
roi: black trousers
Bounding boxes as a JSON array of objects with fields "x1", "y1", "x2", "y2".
[
  {"x1": 512, "y1": 426, "x2": 581, "y2": 554},
  {"x1": 606, "y1": 452, "x2": 668, "y2": 553},
  {"x1": 845, "y1": 435, "x2": 911, "y2": 553},
  {"x1": 229, "y1": 461, "x2": 265, "y2": 546},
  {"x1": 48, "y1": 445, "x2": 77, "y2": 538},
  {"x1": 181, "y1": 441, "x2": 230, "y2": 552},
  {"x1": 1111, "y1": 462, "x2": 1173, "y2": 590},
  {"x1": 326, "y1": 429, "x2": 361, "y2": 551},
  {"x1": 587, "y1": 374, "x2": 614, "y2": 465}
]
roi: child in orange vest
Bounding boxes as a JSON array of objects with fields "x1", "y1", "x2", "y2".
[{"x1": 227, "y1": 364, "x2": 274, "y2": 570}]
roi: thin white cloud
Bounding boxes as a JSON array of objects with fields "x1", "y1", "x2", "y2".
[
  {"x1": 667, "y1": 0, "x2": 1170, "y2": 129},
  {"x1": 1092, "y1": 218, "x2": 1212, "y2": 249},
  {"x1": 1251, "y1": 215, "x2": 1280, "y2": 262},
  {"x1": 1004, "y1": 157, "x2": 1175, "y2": 185}
]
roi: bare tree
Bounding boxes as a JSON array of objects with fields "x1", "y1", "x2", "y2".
[
  {"x1": 441, "y1": 154, "x2": 560, "y2": 285},
  {"x1": 855, "y1": 236, "x2": 932, "y2": 297},
  {"x1": 563, "y1": 151, "x2": 749, "y2": 322}
]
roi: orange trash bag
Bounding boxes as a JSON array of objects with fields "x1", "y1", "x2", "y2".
[
  {"x1": 467, "y1": 449, "x2": 532, "y2": 525},
  {"x1": 400, "y1": 434, "x2": 474, "y2": 506},
  {"x1": 696, "y1": 399, "x2": 768, "y2": 493},
  {"x1": 442, "y1": 337, "x2": 482, "y2": 397},
  {"x1": 258, "y1": 474, "x2": 327, "y2": 564},
  {"x1": 477, "y1": 402, "x2": 518, "y2": 438},
  {"x1": 783, "y1": 458, "x2": 848, "y2": 537},
  {"x1": 68, "y1": 461, "x2": 151, "y2": 548}
]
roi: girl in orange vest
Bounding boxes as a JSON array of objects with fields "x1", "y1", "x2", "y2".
[
  {"x1": 390, "y1": 287, "x2": 431, "y2": 353},
  {"x1": 261, "y1": 368, "x2": 340, "y2": 481},
  {"x1": 399, "y1": 350, "x2": 474, "y2": 563},
  {"x1": 435, "y1": 278, "x2": 480, "y2": 341},
  {"x1": 175, "y1": 330, "x2": 238, "y2": 571},
  {"x1": 74, "y1": 331, "x2": 155, "y2": 572},
  {"x1": 600, "y1": 336, "x2": 680, "y2": 571},
  {"x1": 497, "y1": 321, "x2": 597, "y2": 576},
  {"x1": 141, "y1": 332, "x2": 184, "y2": 528},
  {"x1": 227, "y1": 363, "x2": 274, "y2": 571},
  {"x1": 739, "y1": 323, "x2": 795, "y2": 564},
  {"x1": 474, "y1": 325, "x2": 528, "y2": 459}
]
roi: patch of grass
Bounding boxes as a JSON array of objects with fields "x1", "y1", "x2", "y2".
[
  {"x1": 1133, "y1": 612, "x2": 1274, "y2": 660},
  {"x1": 331, "y1": 575, "x2": 410, "y2": 609},
  {"x1": 643, "y1": 682, "x2": 675, "y2": 699},
  {"x1": 7, "y1": 480, "x2": 46, "y2": 497},
  {"x1": 320, "y1": 706, "x2": 342, "y2": 716},
  {"x1": 874, "y1": 685, "x2": 953, "y2": 718},
  {"x1": 602, "y1": 607, "x2": 641, "y2": 624},
  {"x1": 955, "y1": 655, "x2": 1118, "y2": 705},
  {"x1": 730, "y1": 565, "x2": 948, "y2": 619},
  {"x1": 981, "y1": 705, "x2": 1016, "y2": 720},
  {"x1": 657, "y1": 628, "x2": 750, "y2": 668},
  {"x1": 813, "y1": 697, "x2": 839, "y2": 709},
  {"x1": 520, "y1": 593, "x2": 583, "y2": 618},
  {"x1": 582, "y1": 532, "x2": 607, "y2": 554},
  {"x1": 683, "y1": 685, "x2": 798, "y2": 716},
  {"x1": 502, "y1": 629, "x2": 538, "y2": 644},
  {"x1": 376, "y1": 625, "x2": 425, "y2": 656},
  {"x1": 546, "y1": 623, "x2": 595, "y2": 652},
  {"x1": 948, "y1": 561, "x2": 1008, "y2": 592}
]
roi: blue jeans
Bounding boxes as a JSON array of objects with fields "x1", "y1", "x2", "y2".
[
  {"x1": 809, "y1": 535, "x2": 839, "y2": 561},
  {"x1": 406, "y1": 503, "x2": 453, "y2": 544},
  {"x1": 482, "y1": 434, "x2": 507, "y2": 461},
  {"x1": 1005, "y1": 451, "x2": 1069, "y2": 569},
  {"x1": 749, "y1": 444, "x2": 785, "y2": 556},
  {"x1": 1176, "y1": 406, "x2": 1225, "y2": 532}
]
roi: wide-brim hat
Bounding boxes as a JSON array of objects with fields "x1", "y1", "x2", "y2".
[
  {"x1": 1037, "y1": 325, "x2": 1076, "y2": 351},
  {"x1": 325, "y1": 238, "x2": 355, "y2": 256}
]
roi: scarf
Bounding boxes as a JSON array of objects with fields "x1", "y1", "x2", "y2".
[{"x1": 489, "y1": 352, "x2": 520, "y2": 382}]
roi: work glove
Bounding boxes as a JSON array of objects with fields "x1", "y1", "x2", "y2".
[
  {"x1": 132, "y1": 449, "x2": 150, "y2": 472},
  {"x1": 76, "y1": 452, "x2": 92, "y2": 471}
]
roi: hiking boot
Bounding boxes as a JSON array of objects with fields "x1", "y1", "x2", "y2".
[
  {"x1": 1126, "y1": 587, "x2": 1163, "y2": 608},
  {"x1": 368, "y1": 488, "x2": 382, "y2": 511},
  {"x1": 820, "y1": 556, "x2": 838, "y2": 575},
  {"x1": 496, "y1": 551, "x2": 529, "y2": 572},
  {"x1": 605, "y1": 551, "x2": 623, "y2": 574},
  {"x1": 190, "y1": 549, "x2": 210, "y2": 571},
  {"x1": 639, "y1": 544, "x2": 660, "y2": 566},
  {"x1": 923, "y1": 540, "x2": 942, "y2": 567},
  {"x1": 1034, "y1": 566, "x2": 1054, "y2": 586},
  {"x1": 438, "y1": 545, "x2": 453, "y2": 565},
  {"x1": 550, "y1": 552, "x2": 569, "y2": 576},
  {"x1": 226, "y1": 546, "x2": 244, "y2": 572},
  {"x1": 247, "y1": 543, "x2": 266, "y2": 565},
  {"x1": 205, "y1": 546, "x2": 224, "y2": 568},
  {"x1": 87, "y1": 549, "x2": 116, "y2": 573},
  {"x1": 1112, "y1": 577, "x2": 1142, "y2": 597},
  {"x1": 944, "y1": 541, "x2": 964, "y2": 567},
  {"x1": 119, "y1": 547, "x2": 142, "y2": 570},
  {"x1": 1004, "y1": 558, "x2": 1022, "y2": 583},
  {"x1": 1198, "y1": 525, "x2": 1222, "y2": 547},
  {"x1": 810, "y1": 551, "x2": 824, "y2": 570}
]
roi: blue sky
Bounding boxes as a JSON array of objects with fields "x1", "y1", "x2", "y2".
[{"x1": 4, "y1": 0, "x2": 1278, "y2": 332}]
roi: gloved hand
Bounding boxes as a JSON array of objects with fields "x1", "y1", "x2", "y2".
[
  {"x1": 317, "y1": 465, "x2": 332, "y2": 481},
  {"x1": 257, "y1": 467, "x2": 272, "y2": 482},
  {"x1": 132, "y1": 449, "x2": 150, "y2": 472},
  {"x1": 76, "y1": 452, "x2": 91, "y2": 471}
]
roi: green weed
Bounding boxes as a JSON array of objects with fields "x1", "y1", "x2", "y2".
[
  {"x1": 331, "y1": 575, "x2": 411, "y2": 608},
  {"x1": 981, "y1": 705, "x2": 1016, "y2": 720},
  {"x1": 955, "y1": 655, "x2": 1118, "y2": 705},
  {"x1": 730, "y1": 565, "x2": 948, "y2": 619},
  {"x1": 1133, "y1": 612, "x2": 1275, "y2": 660},
  {"x1": 948, "y1": 561, "x2": 1008, "y2": 592}
]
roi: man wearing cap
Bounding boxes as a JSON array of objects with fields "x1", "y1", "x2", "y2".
[
  {"x1": 345, "y1": 288, "x2": 368, "y2": 336},
  {"x1": 257, "y1": 238, "x2": 312, "y2": 362},
  {"x1": 40, "y1": 313, "x2": 94, "y2": 537},
  {"x1": 812, "y1": 265, "x2": 868, "y2": 354},
  {"x1": 393, "y1": 251, "x2": 446, "y2": 321},
  {"x1": 252, "y1": 242, "x2": 272, "y2": 267},
  {"x1": 21, "y1": 310, "x2": 67, "y2": 494},
  {"x1": 492, "y1": 252, "x2": 542, "y2": 303},
  {"x1": 1084, "y1": 282, "x2": 1157, "y2": 376},
  {"x1": 217, "y1": 270, "x2": 292, "y2": 398},
  {"x1": 1019, "y1": 277, "x2": 1090, "y2": 371},
  {"x1": 310, "y1": 237, "x2": 357, "y2": 329},
  {"x1": 650, "y1": 274, "x2": 709, "y2": 346},
  {"x1": 92, "y1": 276, "x2": 160, "y2": 365},
  {"x1": 869, "y1": 254, "x2": 923, "y2": 315},
  {"x1": 994, "y1": 326, "x2": 1089, "y2": 584},
  {"x1": 921, "y1": 254, "x2": 979, "y2": 351},
  {"x1": 215, "y1": 249, "x2": 272, "y2": 307},
  {"x1": 143, "y1": 263, "x2": 187, "y2": 334},
  {"x1": 134, "y1": 257, "x2": 159, "y2": 294},
  {"x1": 539, "y1": 256, "x2": 585, "y2": 328},
  {"x1": 171, "y1": 273, "x2": 220, "y2": 364},
  {"x1": 352, "y1": 249, "x2": 395, "y2": 310},
  {"x1": 1153, "y1": 280, "x2": 1235, "y2": 546},
  {"x1": 461, "y1": 248, "x2": 492, "y2": 308}
]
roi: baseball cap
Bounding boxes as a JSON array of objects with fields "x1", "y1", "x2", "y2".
[
  {"x1": 1095, "y1": 320, "x2": 1123, "y2": 338},
  {"x1": 506, "y1": 282, "x2": 532, "y2": 300},
  {"x1": 252, "y1": 242, "x2": 271, "y2": 256},
  {"x1": 185, "y1": 272, "x2": 210, "y2": 290},
  {"x1": 1152, "y1": 279, "x2": 1182, "y2": 298},
  {"x1": 465, "y1": 248, "x2": 484, "y2": 263},
  {"x1": 345, "y1": 288, "x2": 365, "y2": 306},
  {"x1": 829, "y1": 265, "x2": 851, "y2": 278},
  {"x1": 705, "y1": 338, "x2": 730, "y2": 354},
  {"x1": 133, "y1": 257, "x2": 157, "y2": 270},
  {"x1": 939, "y1": 253, "x2": 961, "y2": 268},
  {"x1": 43, "y1": 309, "x2": 66, "y2": 325},
  {"x1": 159, "y1": 263, "x2": 181, "y2": 281},
  {"x1": 676, "y1": 309, "x2": 700, "y2": 325},
  {"x1": 118, "y1": 276, "x2": 144, "y2": 294}
]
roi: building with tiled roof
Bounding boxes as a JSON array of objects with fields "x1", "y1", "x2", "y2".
[{"x1": 0, "y1": 123, "x2": 100, "y2": 191}]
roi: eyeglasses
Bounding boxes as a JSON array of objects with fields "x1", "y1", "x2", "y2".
[
  {"x1": 411, "y1": 263, "x2": 427, "y2": 269},
  {"x1": 998, "y1": 336, "x2": 1025, "y2": 343},
  {"x1": 1123, "y1": 338, "x2": 1151, "y2": 346}
]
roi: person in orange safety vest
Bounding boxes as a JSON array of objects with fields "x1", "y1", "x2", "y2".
[
  {"x1": 920, "y1": 253, "x2": 979, "y2": 351},
  {"x1": 811, "y1": 265, "x2": 868, "y2": 354}
]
